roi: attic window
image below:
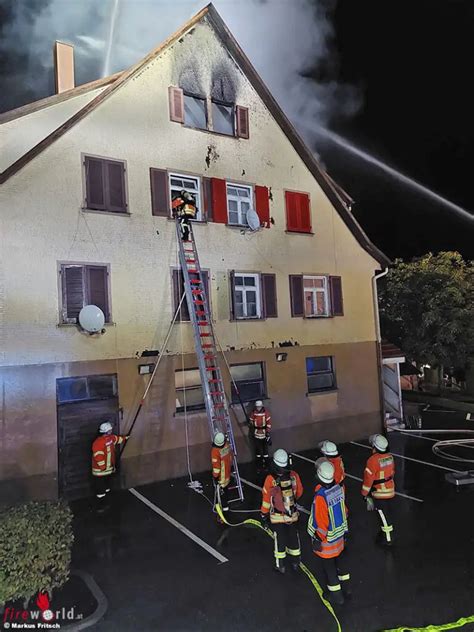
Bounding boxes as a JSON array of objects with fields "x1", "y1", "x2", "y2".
[
  {"x1": 184, "y1": 93, "x2": 207, "y2": 130},
  {"x1": 212, "y1": 99, "x2": 234, "y2": 136}
]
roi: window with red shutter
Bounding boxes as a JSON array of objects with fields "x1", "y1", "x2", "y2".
[
  {"x1": 285, "y1": 191, "x2": 312, "y2": 233},
  {"x1": 211, "y1": 178, "x2": 228, "y2": 224},
  {"x1": 255, "y1": 185, "x2": 270, "y2": 228}
]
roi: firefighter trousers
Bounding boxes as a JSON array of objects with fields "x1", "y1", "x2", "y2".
[
  {"x1": 317, "y1": 548, "x2": 350, "y2": 595},
  {"x1": 179, "y1": 214, "x2": 192, "y2": 241},
  {"x1": 93, "y1": 473, "x2": 114, "y2": 499},
  {"x1": 373, "y1": 498, "x2": 394, "y2": 544},
  {"x1": 217, "y1": 483, "x2": 229, "y2": 512},
  {"x1": 253, "y1": 437, "x2": 269, "y2": 468},
  {"x1": 273, "y1": 522, "x2": 301, "y2": 569}
]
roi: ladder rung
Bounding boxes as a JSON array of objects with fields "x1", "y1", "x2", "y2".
[
  {"x1": 208, "y1": 378, "x2": 220, "y2": 383},
  {"x1": 210, "y1": 391, "x2": 224, "y2": 397},
  {"x1": 197, "y1": 321, "x2": 209, "y2": 326},
  {"x1": 206, "y1": 366, "x2": 218, "y2": 371},
  {"x1": 199, "y1": 332, "x2": 211, "y2": 337},
  {"x1": 191, "y1": 289, "x2": 204, "y2": 295},
  {"x1": 201, "y1": 343, "x2": 213, "y2": 348},
  {"x1": 214, "y1": 402, "x2": 225, "y2": 407},
  {"x1": 193, "y1": 300, "x2": 205, "y2": 305},
  {"x1": 190, "y1": 279, "x2": 202, "y2": 284}
]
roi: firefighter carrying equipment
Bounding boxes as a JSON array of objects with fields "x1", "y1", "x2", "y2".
[
  {"x1": 361, "y1": 451, "x2": 395, "y2": 499},
  {"x1": 308, "y1": 482, "x2": 348, "y2": 559},
  {"x1": 261, "y1": 469, "x2": 303, "y2": 524},
  {"x1": 370, "y1": 433, "x2": 389, "y2": 453},
  {"x1": 249, "y1": 405, "x2": 272, "y2": 440},
  {"x1": 92, "y1": 433, "x2": 127, "y2": 477},
  {"x1": 172, "y1": 189, "x2": 198, "y2": 218},
  {"x1": 211, "y1": 440, "x2": 233, "y2": 488}
]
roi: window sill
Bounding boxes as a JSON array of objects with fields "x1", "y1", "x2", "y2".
[
  {"x1": 57, "y1": 322, "x2": 115, "y2": 328},
  {"x1": 304, "y1": 315, "x2": 331, "y2": 319},
  {"x1": 306, "y1": 389, "x2": 338, "y2": 397},
  {"x1": 82, "y1": 208, "x2": 131, "y2": 217},
  {"x1": 182, "y1": 124, "x2": 238, "y2": 139},
  {"x1": 231, "y1": 317, "x2": 265, "y2": 322},
  {"x1": 285, "y1": 230, "x2": 314, "y2": 236}
]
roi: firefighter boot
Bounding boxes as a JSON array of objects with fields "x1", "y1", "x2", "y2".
[
  {"x1": 326, "y1": 588, "x2": 344, "y2": 606},
  {"x1": 273, "y1": 564, "x2": 286, "y2": 575},
  {"x1": 339, "y1": 575, "x2": 352, "y2": 597}
]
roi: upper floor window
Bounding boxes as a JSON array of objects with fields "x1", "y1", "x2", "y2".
[
  {"x1": 169, "y1": 173, "x2": 202, "y2": 221},
  {"x1": 285, "y1": 190, "x2": 311, "y2": 233},
  {"x1": 184, "y1": 93, "x2": 207, "y2": 131},
  {"x1": 289, "y1": 275, "x2": 343, "y2": 318},
  {"x1": 212, "y1": 99, "x2": 234, "y2": 136},
  {"x1": 83, "y1": 155, "x2": 127, "y2": 213},
  {"x1": 226, "y1": 183, "x2": 253, "y2": 226},
  {"x1": 303, "y1": 276, "x2": 329, "y2": 317},
  {"x1": 59, "y1": 263, "x2": 110, "y2": 324},
  {"x1": 233, "y1": 273, "x2": 261, "y2": 319}
]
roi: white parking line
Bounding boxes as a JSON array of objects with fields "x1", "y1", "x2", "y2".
[
  {"x1": 291, "y1": 452, "x2": 424, "y2": 503},
  {"x1": 240, "y1": 476, "x2": 310, "y2": 515},
  {"x1": 129, "y1": 487, "x2": 228, "y2": 564},
  {"x1": 350, "y1": 441, "x2": 461, "y2": 473},
  {"x1": 395, "y1": 430, "x2": 474, "y2": 450}
]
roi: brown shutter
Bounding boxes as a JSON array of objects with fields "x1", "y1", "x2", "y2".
[
  {"x1": 87, "y1": 266, "x2": 109, "y2": 322},
  {"x1": 63, "y1": 266, "x2": 85, "y2": 322},
  {"x1": 289, "y1": 275, "x2": 304, "y2": 317},
  {"x1": 105, "y1": 160, "x2": 127, "y2": 212},
  {"x1": 236, "y1": 105, "x2": 249, "y2": 139},
  {"x1": 172, "y1": 269, "x2": 189, "y2": 322},
  {"x1": 329, "y1": 276, "x2": 344, "y2": 316},
  {"x1": 229, "y1": 270, "x2": 236, "y2": 320},
  {"x1": 169, "y1": 86, "x2": 184, "y2": 123},
  {"x1": 202, "y1": 176, "x2": 213, "y2": 221},
  {"x1": 84, "y1": 157, "x2": 105, "y2": 210},
  {"x1": 261, "y1": 273, "x2": 277, "y2": 318},
  {"x1": 150, "y1": 168, "x2": 170, "y2": 217}
]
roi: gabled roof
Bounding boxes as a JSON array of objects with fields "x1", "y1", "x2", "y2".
[{"x1": 0, "y1": 3, "x2": 390, "y2": 267}]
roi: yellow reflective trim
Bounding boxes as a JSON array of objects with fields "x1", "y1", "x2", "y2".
[
  {"x1": 275, "y1": 551, "x2": 286, "y2": 559},
  {"x1": 362, "y1": 485, "x2": 371, "y2": 492},
  {"x1": 327, "y1": 584, "x2": 342, "y2": 592},
  {"x1": 365, "y1": 467, "x2": 373, "y2": 474},
  {"x1": 338, "y1": 574, "x2": 350, "y2": 581},
  {"x1": 93, "y1": 451, "x2": 105, "y2": 457},
  {"x1": 96, "y1": 460, "x2": 106, "y2": 466},
  {"x1": 262, "y1": 501, "x2": 271, "y2": 509},
  {"x1": 286, "y1": 547, "x2": 301, "y2": 556}
]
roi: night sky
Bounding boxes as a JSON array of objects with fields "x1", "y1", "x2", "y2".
[{"x1": 1, "y1": 0, "x2": 473, "y2": 262}]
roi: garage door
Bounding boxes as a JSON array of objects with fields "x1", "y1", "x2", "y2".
[{"x1": 57, "y1": 374, "x2": 119, "y2": 501}]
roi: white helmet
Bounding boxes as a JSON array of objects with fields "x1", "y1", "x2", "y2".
[
  {"x1": 273, "y1": 448, "x2": 288, "y2": 468},
  {"x1": 370, "y1": 434, "x2": 389, "y2": 452},
  {"x1": 214, "y1": 432, "x2": 225, "y2": 447},
  {"x1": 255, "y1": 400, "x2": 263, "y2": 408},
  {"x1": 319, "y1": 440, "x2": 338, "y2": 457},
  {"x1": 99, "y1": 421, "x2": 113, "y2": 434},
  {"x1": 316, "y1": 458, "x2": 335, "y2": 484}
]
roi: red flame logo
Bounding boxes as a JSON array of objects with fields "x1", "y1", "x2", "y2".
[{"x1": 36, "y1": 592, "x2": 50, "y2": 611}]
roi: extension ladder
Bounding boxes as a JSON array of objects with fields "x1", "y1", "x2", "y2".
[{"x1": 176, "y1": 219, "x2": 244, "y2": 502}]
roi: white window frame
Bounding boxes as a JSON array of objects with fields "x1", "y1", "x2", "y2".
[
  {"x1": 168, "y1": 172, "x2": 202, "y2": 221},
  {"x1": 226, "y1": 183, "x2": 253, "y2": 226},
  {"x1": 234, "y1": 272, "x2": 261, "y2": 319},
  {"x1": 303, "y1": 275, "x2": 329, "y2": 317}
]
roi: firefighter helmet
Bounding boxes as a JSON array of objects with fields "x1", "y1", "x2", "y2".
[
  {"x1": 370, "y1": 434, "x2": 389, "y2": 453},
  {"x1": 316, "y1": 458, "x2": 335, "y2": 484},
  {"x1": 273, "y1": 448, "x2": 288, "y2": 468},
  {"x1": 319, "y1": 440, "x2": 338, "y2": 457},
  {"x1": 214, "y1": 432, "x2": 225, "y2": 447},
  {"x1": 99, "y1": 421, "x2": 113, "y2": 434},
  {"x1": 255, "y1": 400, "x2": 263, "y2": 408}
]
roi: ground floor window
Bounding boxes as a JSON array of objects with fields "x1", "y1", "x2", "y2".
[
  {"x1": 230, "y1": 362, "x2": 266, "y2": 403},
  {"x1": 175, "y1": 368, "x2": 205, "y2": 412},
  {"x1": 306, "y1": 356, "x2": 336, "y2": 393}
]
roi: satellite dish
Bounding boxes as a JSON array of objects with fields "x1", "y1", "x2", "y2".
[
  {"x1": 246, "y1": 208, "x2": 261, "y2": 231},
  {"x1": 79, "y1": 305, "x2": 105, "y2": 333}
]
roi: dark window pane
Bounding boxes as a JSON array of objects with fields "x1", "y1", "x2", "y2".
[
  {"x1": 231, "y1": 363, "x2": 262, "y2": 381},
  {"x1": 212, "y1": 102, "x2": 234, "y2": 135},
  {"x1": 184, "y1": 95, "x2": 207, "y2": 130},
  {"x1": 308, "y1": 374, "x2": 334, "y2": 392},
  {"x1": 64, "y1": 266, "x2": 84, "y2": 321},
  {"x1": 88, "y1": 375, "x2": 116, "y2": 399},
  {"x1": 57, "y1": 377, "x2": 88, "y2": 403},
  {"x1": 176, "y1": 387, "x2": 205, "y2": 412},
  {"x1": 85, "y1": 158, "x2": 105, "y2": 208},
  {"x1": 232, "y1": 381, "x2": 265, "y2": 402},
  {"x1": 87, "y1": 266, "x2": 109, "y2": 321},
  {"x1": 306, "y1": 356, "x2": 332, "y2": 374},
  {"x1": 107, "y1": 161, "x2": 126, "y2": 211}
]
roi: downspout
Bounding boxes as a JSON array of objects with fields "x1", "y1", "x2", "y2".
[{"x1": 372, "y1": 268, "x2": 389, "y2": 431}]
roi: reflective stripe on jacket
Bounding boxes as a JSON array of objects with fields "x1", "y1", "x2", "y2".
[
  {"x1": 91, "y1": 434, "x2": 125, "y2": 477},
  {"x1": 249, "y1": 409, "x2": 272, "y2": 439},
  {"x1": 211, "y1": 442, "x2": 233, "y2": 487},
  {"x1": 361, "y1": 452, "x2": 395, "y2": 499},
  {"x1": 261, "y1": 471, "x2": 303, "y2": 524},
  {"x1": 308, "y1": 484, "x2": 348, "y2": 558}
]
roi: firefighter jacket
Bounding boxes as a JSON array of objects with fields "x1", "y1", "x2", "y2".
[
  {"x1": 92, "y1": 434, "x2": 126, "y2": 477},
  {"x1": 249, "y1": 408, "x2": 272, "y2": 440},
  {"x1": 172, "y1": 196, "x2": 197, "y2": 218},
  {"x1": 328, "y1": 455, "x2": 345, "y2": 486},
  {"x1": 261, "y1": 470, "x2": 303, "y2": 524},
  {"x1": 211, "y1": 442, "x2": 233, "y2": 488},
  {"x1": 307, "y1": 483, "x2": 348, "y2": 558},
  {"x1": 361, "y1": 451, "x2": 395, "y2": 499}
]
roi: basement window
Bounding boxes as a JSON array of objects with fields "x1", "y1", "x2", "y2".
[
  {"x1": 184, "y1": 93, "x2": 207, "y2": 130},
  {"x1": 230, "y1": 362, "x2": 266, "y2": 403},
  {"x1": 175, "y1": 368, "x2": 205, "y2": 412},
  {"x1": 306, "y1": 356, "x2": 336, "y2": 393}
]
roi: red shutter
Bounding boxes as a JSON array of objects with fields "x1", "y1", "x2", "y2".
[
  {"x1": 169, "y1": 86, "x2": 184, "y2": 123},
  {"x1": 105, "y1": 160, "x2": 126, "y2": 212},
  {"x1": 255, "y1": 185, "x2": 270, "y2": 228},
  {"x1": 285, "y1": 191, "x2": 298, "y2": 231},
  {"x1": 289, "y1": 275, "x2": 304, "y2": 317},
  {"x1": 84, "y1": 157, "x2": 105, "y2": 210},
  {"x1": 202, "y1": 177, "x2": 213, "y2": 221},
  {"x1": 87, "y1": 266, "x2": 110, "y2": 322},
  {"x1": 236, "y1": 106, "x2": 249, "y2": 139},
  {"x1": 150, "y1": 168, "x2": 170, "y2": 217},
  {"x1": 299, "y1": 193, "x2": 311, "y2": 233},
  {"x1": 285, "y1": 191, "x2": 311, "y2": 233},
  {"x1": 211, "y1": 178, "x2": 228, "y2": 224},
  {"x1": 262, "y1": 273, "x2": 277, "y2": 318},
  {"x1": 329, "y1": 276, "x2": 344, "y2": 316}
]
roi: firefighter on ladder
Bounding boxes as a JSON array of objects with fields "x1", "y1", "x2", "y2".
[
  {"x1": 308, "y1": 458, "x2": 350, "y2": 606},
  {"x1": 249, "y1": 400, "x2": 272, "y2": 470},
  {"x1": 172, "y1": 189, "x2": 197, "y2": 242},
  {"x1": 91, "y1": 422, "x2": 129, "y2": 505},
  {"x1": 361, "y1": 433, "x2": 395, "y2": 546},
  {"x1": 212, "y1": 432, "x2": 233, "y2": 518},
  {"x1": 260, "y1": 449, "x2": 303, "y2": 573}
]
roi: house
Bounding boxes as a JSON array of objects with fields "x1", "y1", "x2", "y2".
[{"x1": 0, "y1": 4, "x2": 390, "y2": 503}]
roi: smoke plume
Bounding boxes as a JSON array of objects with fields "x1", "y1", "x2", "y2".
[{"x1": 0, "y1": 0, "x2": 361, "y2": 127}]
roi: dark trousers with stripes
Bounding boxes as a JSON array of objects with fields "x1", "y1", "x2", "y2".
[
  {"x1": 373, "y1": 498, "x2": 394, "y2": 543},
  {"x1": 179, "y1": 214, "x2": 192, "y2": 241},
  {"x1": 273, "y1": 522, "x2": 301, "y2": 568},
  {"x1": 253, "y1": 437, "x2": 269, "y2": 468},
  {"x1": 316, "y1": 548, "x2": 350, "y2": 593}
]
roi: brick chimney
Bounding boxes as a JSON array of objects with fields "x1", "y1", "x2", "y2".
[{"x1": 54, "y1": 41, "x2": 75, "y2": 93}]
